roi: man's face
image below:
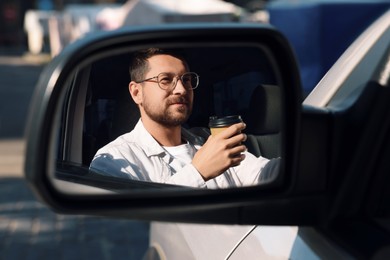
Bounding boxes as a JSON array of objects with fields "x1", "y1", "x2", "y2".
[{"x1": 138, "y1": 54, "x2": 194, "y2": 127}]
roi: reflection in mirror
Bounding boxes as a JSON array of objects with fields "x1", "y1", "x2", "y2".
[{"x1": 54, "y1": 46, "x2": 282, "y2": 193}]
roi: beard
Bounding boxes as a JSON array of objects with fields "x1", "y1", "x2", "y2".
[{"x1": 142, "y1": 96, "x2": 192, "y2": 127}]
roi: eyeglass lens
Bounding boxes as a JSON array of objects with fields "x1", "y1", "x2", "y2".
[{"x1": 157, "y1": 73, "x2": 198, "y2": 90}]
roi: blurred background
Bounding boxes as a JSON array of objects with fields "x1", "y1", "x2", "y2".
[
  {"x1": 0, "y1": 0, "x2": 269, "y2": 57},
  {"x1": 1, "y1": 0, "x2": 388, "y2": 93}
]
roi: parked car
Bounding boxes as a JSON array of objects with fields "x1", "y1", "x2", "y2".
[{"x1": 24, "y1": 8, "x2": 390, "y2": 260}]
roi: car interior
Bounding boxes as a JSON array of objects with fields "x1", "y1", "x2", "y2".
[{"x1": 56, "y1": 46, "x2": 282, "y2": 190}]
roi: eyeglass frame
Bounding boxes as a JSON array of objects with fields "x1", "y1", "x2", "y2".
[{"x1": 135, "y1": 72, "x2": 199, "y2": 90}]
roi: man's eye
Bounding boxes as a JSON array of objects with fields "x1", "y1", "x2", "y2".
[
  {"x1": 182, "y1": 76, "x2": 191, "y2": 83},
  {"x1": 159, "y1": 77, "x2": 172, "y2": 84}
]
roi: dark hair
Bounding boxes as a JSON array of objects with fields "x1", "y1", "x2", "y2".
[{"x1": 129, "y1": 48, "x2": 189, "y2": 82}]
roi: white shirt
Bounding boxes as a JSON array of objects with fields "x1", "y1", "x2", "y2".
[{"x1": 90, "y1": 119, "x2": 279, "y2": 189}]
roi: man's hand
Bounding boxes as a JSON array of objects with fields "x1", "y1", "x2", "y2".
[{"x1": 192, "y1": 122, "x2": 247, "y2": 181}]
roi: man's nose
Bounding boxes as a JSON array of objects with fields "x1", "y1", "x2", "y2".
[{"x1": 172, "y1": 77, "x2": 187, "y2": 93}]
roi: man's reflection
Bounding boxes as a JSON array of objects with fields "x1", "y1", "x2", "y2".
[{"x1": 90, "y1": 48, "x2": 279, "y2": 188}]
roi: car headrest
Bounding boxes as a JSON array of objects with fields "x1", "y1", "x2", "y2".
[
  {"x1": 246, "y1": 84, "x2": 281, "y2": 135},
  {"x1": 110, "y1": 88, "x2": 140, "y2": 141}
]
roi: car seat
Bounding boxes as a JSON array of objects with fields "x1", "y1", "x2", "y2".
[
  {"x1": 244, "y1": 84, "x2": 281, "y2": 159},
  {"x1": 83, "y1": 87, "x2": 139, "y2": 165}
]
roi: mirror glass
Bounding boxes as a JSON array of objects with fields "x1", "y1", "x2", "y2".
[{"x1": 52, "y1": 45, "x2": 282, "y2": 194}]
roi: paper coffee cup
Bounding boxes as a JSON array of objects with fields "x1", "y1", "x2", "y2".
[{"x1": 209, "y1": 115, "x2": 243, "y2": 136}]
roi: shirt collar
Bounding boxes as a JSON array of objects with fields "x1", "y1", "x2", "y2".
[
  {"x1": 132, "y1": 119, "x2": 166, "y2": 157},
  {"x1": 132, "y1": 118, "x2": 205, "y2": 157}
]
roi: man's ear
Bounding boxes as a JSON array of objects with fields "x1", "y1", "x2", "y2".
[{"x1": 129, "y1": 81, "x2": 142, "y2": 105}]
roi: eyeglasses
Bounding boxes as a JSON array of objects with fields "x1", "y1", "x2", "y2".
[{"x1": 136, "y1": 72, "x2": 199, "y2": 90}]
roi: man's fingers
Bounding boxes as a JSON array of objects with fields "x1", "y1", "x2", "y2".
[
  {"x1": 218, "y1": 122, "x2": 246, "y2": 139},
  {"x1": 224, "y1": 133, "x2": 247, "y2": 149},
  {"x1": 230, "y1": 153, "x2": 246, "y2": 167},
  {"x1": 229, "y1": 145, "x2": 247, "y2": 157}
]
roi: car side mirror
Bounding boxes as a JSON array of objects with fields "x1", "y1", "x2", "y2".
[{"x1": 24, "y1": 24, "x2": 306, "y2": 225}]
